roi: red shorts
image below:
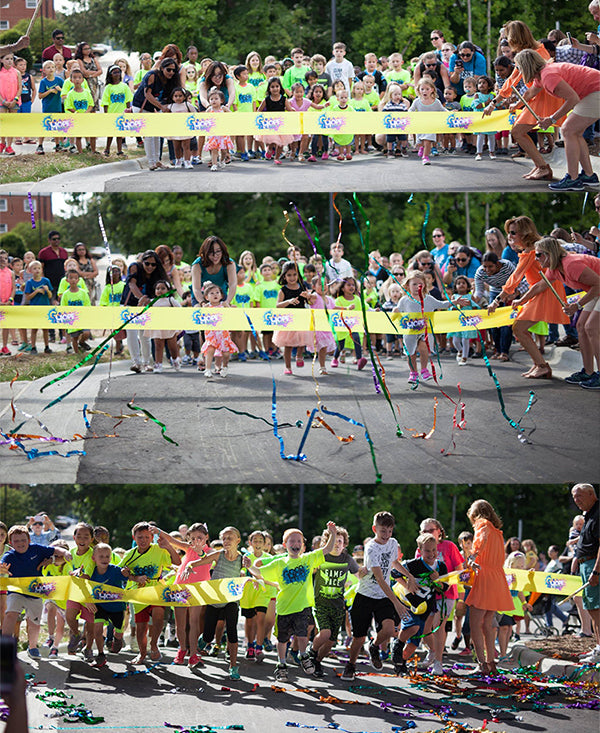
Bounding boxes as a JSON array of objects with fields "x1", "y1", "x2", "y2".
[
  {"x1": 66, "y1": 600, "x2": 95, "y2": 623},
  {"x1": 134, "y1": 605, "x2": 162, "y2": 624}
]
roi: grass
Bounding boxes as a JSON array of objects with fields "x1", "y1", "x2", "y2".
[{"x1": 0, "y1": 148, "x2": 144, "y2": 183}]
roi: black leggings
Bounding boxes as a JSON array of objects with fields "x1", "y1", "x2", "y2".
[
  {"x1": 202, "y1": 602, "x2": 239, "y2": 645},
  {"x1": 334, "y1": 333, "x2": 362, "y2": 359}
]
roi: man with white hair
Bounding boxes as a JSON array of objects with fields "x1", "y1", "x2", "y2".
[{"x1": 571, "y1": 483, "x2": 600, "y2": 663}]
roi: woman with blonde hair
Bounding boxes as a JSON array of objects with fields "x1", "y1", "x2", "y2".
[
  {"x1": 513, "y1": 48, "x2": 600, "y2": 191},
  {"x1": 465, "y1": 500, "x2": 514, "y2": 675}
]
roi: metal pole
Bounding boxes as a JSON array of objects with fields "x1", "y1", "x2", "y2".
[
  {"x1": 517, "y1": 518, "x2": 523, "y2": 541},
  {"x1": 298, "y1": 484, "x2": 305, "y2": 532},
  {"x1": 464, "y1": 193, "x2": 471, "y2": 248},
  {"x1": 433, "y1": 484, "x2": 437, "y2": 518},
  {"x1": 331, "y1": 0, "x2": 336, "y2": 47}
]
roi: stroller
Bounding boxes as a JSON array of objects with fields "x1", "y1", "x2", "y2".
[{"x1": 527, "y1": 594, "x2": 559, "y2": 637}]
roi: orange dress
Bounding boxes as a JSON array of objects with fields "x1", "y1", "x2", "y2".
[
  {"x1": 499, "y1": 46, "x2": 566, "y2": 127},
  {"x1": 502, "y1": 249, "x2": 569, "y2": 324},
  {"x1": 466, "y1": 518, "x2": 513, "y2": 612}
]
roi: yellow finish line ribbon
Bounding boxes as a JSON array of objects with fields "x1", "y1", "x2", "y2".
[
  {"x1": 0, "y1": 574, "x2": 257, "y2": 607},
  {"x1": 432, "y1": 567, "x2": 585, "y2": 596},
  {"x1": 0, "y1": 110, "x2": 514, "y2": 138},
  {"x1": 1, "y1": 300, "x2": 576, "y2": 334}
]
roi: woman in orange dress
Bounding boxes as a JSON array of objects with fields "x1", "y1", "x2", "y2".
[
  {"x1": 483, "y1": 20, "x2": 563, "y2": 181},
  {"x1": 488, "y1": 216, "x2": 569, "y2": 380},
  {"x1": 465, "y1": 500, "x2": 514, "y2": 675}
]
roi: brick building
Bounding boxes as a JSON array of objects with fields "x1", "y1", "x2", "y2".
[
  {"x1": 0, "y1": 193, "x2": 53, "y2": 234},
  {"x1": 0, "y1": 0, "x2": 56, "y2": 32}
]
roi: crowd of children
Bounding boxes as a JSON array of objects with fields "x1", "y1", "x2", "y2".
[
  {"x1": 2, "y1": 27, "x2": 590, "y2": 168},
  {"x1": 0, "y1": 497, "x2": 593, "y2": 682}
]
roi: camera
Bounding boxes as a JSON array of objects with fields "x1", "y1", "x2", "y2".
[{"x1": 449, "y1": 256, "x2": 456, "y2": 267}]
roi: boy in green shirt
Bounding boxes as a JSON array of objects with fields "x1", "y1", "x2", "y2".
[
  {"x1": 64, "y1": 67, "x2": 95, "y2": 153},
  {"x1": 253, "y1": 262, "x2": 281, "y2": 357},
  {"x1": 233, "y1": 65, "x2": 256, "y2": 162},
  {"x1": 282, "y1": 47, "x2": 311, "y2": 95},
  {"x1": 249, "y1": 520, "x2": 337, "y2": 681},
  {"x1": 60, "y1": 269, "x2": 91, "y2": 353}
]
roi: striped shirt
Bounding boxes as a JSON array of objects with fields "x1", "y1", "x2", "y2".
[{"x1": 474, "y1": 259, "x2": 527, "y2": 300}]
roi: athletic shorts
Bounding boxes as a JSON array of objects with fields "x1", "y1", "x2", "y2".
[
  {"x1": 94, "y1": 607, "x2": 125, "y2": 631},
  {"x1": 350, "y1": 592, "x2": 399, "y2": 639},
  {"x1": 134, "y1": 605, "x2": 162, "y2": 623},
  {"x1": 275, "y1": 607, "x2": 313, "y2": 643},
  {"x1": 241, "y1": 606, "x2": 267, "y2": 618},
  {"x1": 315, "y1": 603, "x2": 346, "y2": 639},
  {"x1": 6, "y1": 593, "x2": 43, "y2": 623},
  {"x1": 67, "y1": 599, "x2": 95, "y2": 623},
  {"x1": 581, "y1": 559, "x2": 600, "y2": 610}
]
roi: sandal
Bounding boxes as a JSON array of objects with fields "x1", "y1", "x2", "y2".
[
  {"x1": 498, "y1": 354, "x2": 510, "y2": 362},
  {"x1": 523, "y1": 165, "x2": 553, "y2": 181}
]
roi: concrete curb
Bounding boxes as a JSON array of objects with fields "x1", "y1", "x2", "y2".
[{"x1": 506, "y1": 643, "x2": 599, "y2": 682}]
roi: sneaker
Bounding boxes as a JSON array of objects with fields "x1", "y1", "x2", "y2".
[
  {"x1": 475, "y1": 153, "x2": 482, "y2": 161},
  {"x1": 246, "y1": 644, "x2": 255, "y2": 660},
  {"x1": 95, "y1": 652, "x2": 107, "y2": 668},
  {"x1": 459, "y1": 647, "x2": 473, "y2": 656},
  {"x1": 30, "y1": 346, "x2": 38, "y2": 354},
  {"x1": 286, "y1": 649, "x2": 300, "y2": 666},
  {"x1": 357, "y1": 356, "x2": 367, "y2": 370},
  {"x1": 548, "y1": 174, "x2": 583, "y2": 192},
  {"x1": 422, "y1": 156, "x2": 431, "y2": 165},
  {"x1": 254, "y1": 645, "x2": 264, "y2": 663},
  {"x1": 68, "y1": 632, "x2": 82, "y2": 654},
  {"x1": 322, "y1": 152, "x2": 329, "y2": 160},
  {"x1": 331, "y1": 357, "x2": 339, "y2": 368},
  {"x1": 341, "y1": 661, "x2": 356, "y2": 680},
  {"x1": 258, "y1": 350, "x2": 270, "y2": 360},
  {"x1": 578, "y1": 171, "x2": 600, "y2": 188},
  {"x1": 489, "y1": 152, "x2": 496, "y2": 160},
  {"x1": 429, "y1": 660, "x2": 444, "y2": 676},
  {"x1": 369, "y1": 643, "x2": 383, "y2": 670},
  {"x1": 313, "y1": 658, "x2": 324, "y2": 677},
  {"x1": 419, "y1": 650, "x2": 436, "y2": 668},
  {"x1": 4, "y1": 146, "x2": 15, "y2": 156},
  {"x1": 451, "y1": 635, "x2": 462, "y2": 651},
  {"x1": 49, "y1": 647, "x2": 59, "y2": 658},
  {"x1": 142, "y1": 363, "x2": 153, "y2": 372},
  {"x1": 188, "y1": 653, "x2": 203, "y2": 667},
  {"x1": 420, "y1": 368, "x2": 433, "y2": 381},
  {"x1": 0, "y1": 346, "x2": 10, "y2": 355},
  {"x1": 394, "y1": 659, "x2": 408, "y2": 675},
  {"x1": 130, "y1": 363, "x2": 141, "y2": 373},
  {"x1": 181, "y1": 355, "x2": 193, "y2": 365},
  {"x1": 153, "y1": 362, "x2": 163, "y2": 373},
  {"x1": 183, "y1": 160, "x2": 193, "y2": 169},
  {"x1": 284, "y1": 368, "x2": 293, "y2": 375},
  {"x1": 44, "y1": 636, "x2": 54, "y2": 648},
  {"x1": 580, "y1": 646, "x2": 600, "y2": 663},
  {"x1": 171, "y1": 357, "x2": 181, "y2": 371},
  {"x1": 0, "y1": 143, "x2": 4, "y2": 154},
  {"x1": 83, "y1": 648, "x2": 95, "y2": 662},
  {"x1": 580, "y1": 372, "x2": 600, "y2": 390},
  {"x1": 263, "y1": 637, "x2": 274, "y2": 652},
  {"x1": 458, "y1": 357, "x2": 467, "y2": 366},
  {"x1": 240, "y1": 152, "x2": 249, "y2": 162},
  {"x1": 229, "y1": 665, "x2": 241, "y2": 680},
  {"x1": 27, "y1": 647, "x2": 41, "y2": 659},
  {"x1": 44, "y1": 346, "x2": 52, "y2": 354},
  {"x1": 408, "y1": 371, "x2": 418, "y2": 384},
  {"x1": 565, "y1": 369, "x2": 592, "y2": 384},
  {"x1": 35, "y1": 144, "x2": 45, "y2": 155},
  {"x1": 174, "y1": 648, "x2": 187, "y2": 665},
  {"x1": 111, "y1": 638, "x2": 123, "y2": 654},
  {"x1": 300, "y1": 652, "x2": 315, "y2": 675},
  {"x1": 307, "y1": 155, "x2": 317, "y2": 162},
  {"x1": 205, "y1": 369, "x2": 214, "y2": 380},
  {"x1": 209, "y1": 643, "x2": 220, "y2": 656},
  {"x1": 274, "y1": 662, "x2": 289, "y2": 681}
]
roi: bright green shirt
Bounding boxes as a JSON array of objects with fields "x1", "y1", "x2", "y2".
[
  {"x1": 259, "y1": 548, "x2": 325, "y2": 616},
  {"x1": 64, "y1": 87, "x2": 94, "y2": 113},
  {"x1": 282, "y1": 65, "x2": 311, "y2": 92},
  {"x1": 233, "y1": 282, "x2": 255, "y2": 308},
  {"x1": 58, "y1": 276, "x2": 86, "y2": 298},
  {"x1": 364, "y1": 89, "x2": 381, "y2": 109},
  {"x1": 99, "y1": 280, "x2": 125, "y2": 306},
  {"x1": 253, "y1": 280, "x2": 280, "y2": 308},
  {"x1": 60, "y1": 287, "x2": 91, "y2": 333},
  {"x1": 234, "y1": 82, "x2": 256, "y2": 112},
  {"x1": 67, "y1": 546, "x2": 95, "y2": 577},
  {"x1": 384, "y1": 68, "x2": 411, "y2": 86},
  {"x1": 101, "y1": 81, "x2": 133, "y2": 113},
  {"x1": 240, "y1": 551, "x2": 276, "y2": 608}
]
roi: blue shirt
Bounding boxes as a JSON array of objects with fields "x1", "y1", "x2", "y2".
[
  {"x1": 501, "y1": 245, "x2": 519, "y2": 266},
  {"x1": 1, "y1": 544, "x2": 55, "y2": 597},
  {"x1": 24, "y1": 277, "x2": 52, "y2": 305},
  {"x1": 39, "y1": 76, "x2": 64, "y2": 113},
  {"x1": 90, "y1": 564, "x2": 127, "y2": 611},
  {"x1": 449, "y1": 51, "x2": 487, "y2": 95},
  {"x1": 431, "y1": 244, "x2": 450, "y2": 270}
]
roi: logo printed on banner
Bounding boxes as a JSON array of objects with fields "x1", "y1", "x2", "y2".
[
  {"x1": 544, "y1": 575, "x2": 567, "y2": 591},
  {"x1": 446, "y1": 113, "x2": 473, "y2": 130},
  {"x1": 186, "y1": 115, "x2": 217, "y2": 132},
  {"x1": 458, "y1": 314, "x2": 482, "y2": 328},
  {"x1": 47, "y1": 308, "x2": 80, "y2": 326},
  {"x1": 91, "y1": 585, "x2": 123, "y2": 602},
  {"x1": 262, "y1": 311, "x2": 293, "y2": 327},
  {"x1": 383, "y1": 114, "x2": 410, "y2": 130},
  {"x1": 505, "y1": 573, "x2": 516, "y2": 587},
  {"x1": 508, "y1": 113, "x2": 517, "y2": 125},
  {"x1": 191, "y1": 310, "x2": 223, "y2": 326},
  {"x1": 509, "y1": 310, "x2": 518, "y2": 320},
  {"x1": 162, "y1": 587, "x2": 192, "y2": 604},
  {"x1": 42, "y1": 115, "x2": 75, "y2": 133},
  {"x1": 329, "y1": 313, "x2": 359, "y2": 329},
  {"x1": 255, "y1": 114, "x2": 284, "y2": 131},
  {"x1": 27, "y1": 579, "x2": 56, "y2": 596},
  {"x1": 317, "y1": 113, "x2": 346, "y2": 131},
  {"x1": 459, "y1": 570, "x2": 472, "y2": 584},
  {"x1": 120, "y1": 310, "x2": 151, "y2": 326},
  {"x1": 227, "y1": 579, "x2": 244, "y2": 597},
  {"x1": 399, "y1": 315, "x2": 426, "y2": 331},
  {"x1": 0, "y1": 310, "x2": 5, "y2": 323},
  {"x1": 115, "y1": 116, "x2": 146, "y2": 133}
]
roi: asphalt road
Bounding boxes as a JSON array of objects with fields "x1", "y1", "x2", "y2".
[
  {"x1": 17, "y1": 642, "x2": 600, "y2": 733},
  {"x1": 2, "y1": 345, "x2": 598, "y2": 485}
]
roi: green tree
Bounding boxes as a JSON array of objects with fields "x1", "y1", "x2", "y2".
[{"x1": 0, "y1": 232, "x2": 26, "y2": 259}]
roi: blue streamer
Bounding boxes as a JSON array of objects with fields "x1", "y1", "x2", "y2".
[{"x1": 271, "y1": 378, "x2": 309, "y2": 461}]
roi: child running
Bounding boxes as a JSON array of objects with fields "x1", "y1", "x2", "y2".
[
  {"x1": 146, "y1": 279, "x2": 182, "y2": 373},
  {"x1": 331, "y1": 277, "x2": 368, "y2": 370},
  {"x1": 409, "y1": 79, "x2": 445, "y2": 165},
  {"x1": 89, "y1": 542, "x2": 128, "y2": 667},
  {"x1": 273, "y1": 261, "x2": 313, "y2": 375},
  {"x1": 200, "y1": 280, "x2": 238, "y2": 379}
]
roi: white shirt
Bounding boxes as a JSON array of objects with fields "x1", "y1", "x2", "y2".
[
  {"x1": 357, "y1": 537, "x2": 399, "y2": 599},
  {"x1": 325, "y1": 58, "x2": 355, "y2": 91},
  {"x1": 325, "y1": 257, "x2": 354, "y2": 281}
]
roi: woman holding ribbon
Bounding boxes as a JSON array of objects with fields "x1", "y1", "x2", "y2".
[
  {"x1": 488, "y1": 216, "x2": 569, "y2": 380},
  {"x1": 513, "y1": 49, "x2": 600, "y2": 191},
  {"x1": 512, "y1": 236, "x2": 600, "y2": 389}
]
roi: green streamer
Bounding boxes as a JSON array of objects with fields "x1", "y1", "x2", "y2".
[{"x1": 126, "y1": 400, "x2": 178, "y2": 446}]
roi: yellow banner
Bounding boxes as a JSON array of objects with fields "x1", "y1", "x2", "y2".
[
  {"x1": 438, "y1": 568, "x2": 583, "y2": 596},
  {"x1": 0, "y1": 304, "x2": 521, "y2": 334},
  {"x1": 0, "y1": 574, "x2": 256, "y2": 607},
  {"x1": 0, "y1": 110, "x2": 513, "y2": 138}
]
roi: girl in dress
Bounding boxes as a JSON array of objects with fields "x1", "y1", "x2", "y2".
[
  {"x1": 146, "y1": 279, "x2": 181, "y2": 373},
  {"x1": 273, "y1": 261, "x2": 313, "y2": 375},
  {"x1": 330, "y1": 277, "x2": 368, "y2": 370},
  {"x1": 448, "y1": 276, "x2": 480, "y2": 365},
  {"x1": 256, "y1": 77, "x2": 295, "y2": 165},
  {"x1": 465, "y1": 499, "x2": 514, "y2": 675},
  {"x1": 200, "y1": 281, "x2": 238, "y2": 379},
  {"x1": 205, "y1": 87, "x2": 233, "y2": 171},
  {"x1": 309, "y1": 275, "x2": 336, "y2": 375},
  {"x1": 166, "y1": 87, "x2": 197, "y2": 168},
  {"x1": 409, "y1": 78, "x2": 445, "y2": 165}
]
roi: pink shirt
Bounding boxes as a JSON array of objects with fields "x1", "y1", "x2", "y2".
[
  {"x1": 289, "y1": 97, "x2": 312, "y2": 112},
  {"x1": 536, "y1": 63, "x2": 600, "y2": 99},
  {"x1": 546, "y1": 253, "x2": 600, "y2": 292},
  {"x1": 175, "y1": 546, "x2": 211, "y2": 584},
  {"x1": 0, "y1": 66, "x2": 20, "y2": 106}
]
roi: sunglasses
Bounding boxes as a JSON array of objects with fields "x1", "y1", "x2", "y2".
[
  {"x1": 455, "y1": 257, "x2": 468, "y2": 263},
  {"x1": 50, "y1": 236, "x2": 60, "y2": 240},
  {"x1": 55, "y1": 36, "x2": 65, "y2": 40},
  {"x1": 143, "y1": 260, "x2": 157, "y2": 267},
  {"x1": 164, "y1": 67, "x2": 176, "y2": 73},
  {"x1": 425, "y1": 63, "x2": 437, "y2": 68},
  {"x1": 459, "y1": 53, "x2": 472, "y2": 58},
  {"x1": 431, "y1": 36, "x2": 440, "y2": 40},
  {"x1": 432, "y1": 233, "x2": 443, "y2": 238},
  {"x1": 534, "y1": 252, "x2": 546, "y2": 259},
  {"x1": 508, "y1": 230, "x2": 517, "y2": 236}
]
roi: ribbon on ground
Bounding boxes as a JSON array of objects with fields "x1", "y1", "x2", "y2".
[
  {"x1": 0, "y1": 575, "x2": 257, "y2": 606},
  {"x1": 0, "y1": 110, "x2": 514, "y2": 138}
]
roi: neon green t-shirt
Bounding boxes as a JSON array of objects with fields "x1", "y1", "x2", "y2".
[
  {"x1": 254, "y1": 80, "x2": 268, "y2": 103},
  {"x1": 384, "y1": 69, "x2": 411, "y2": 86},
  {"x1": 282, "y1": 65, "x2": 311, "y2": 92},
  {"x1": 334, "y1": 293, "x2": 361, "y2": 342},
  {"x1": 350, "y1": 98, "x2": 372, "y2": 113},
  {"x1": 259, "y1": 548, "x2": 325, "y2": 616},
  {"x1": 248, "y1": 71, "x2": 266, "y2": 89},
  {"x1": 60, "y1": 287, "x2": 91, "y2": 333},
  {"x1": 253, "y1": 280, "x2": 280, "y2": 308},
  {"x1": 364, "y1": 89, "x2": 380, "y2": 109},
  {"x1": 233, "y1": 282, "x2": 255, "y2": 308},
  {"x1": 61, "y1": 77, "x2": 91, "y2": 99},
  {"x1": 68, "y1": 546, "x2": 95, "y2": 577},
  {"x1": 99, "y1": 280, "x2": 125, "y2": 306},
  {"x1": 234, "y1": 82, "x2": 256, "y2": 112},
  {"x1": 42, "y1": 562, "x2": 69, "y2": 609},
  {"x1": 101, "y1": 81, "x2": 133, "y2": 113},
  {"x1": 58, "y1": 276, "x2": 86, "y2": 297},
  {"x1": 240, "y1": 551, "x2": 276, "y2": 608},
  {"x1": 119, "y1": 543, "x2": 172, "y2": 611},
  {"x1": 64, "y1": 87, "x2": 94, "y2": 113},
  {"x1": 185, "y1": 80, "x2": 198, "y2": 95}
]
